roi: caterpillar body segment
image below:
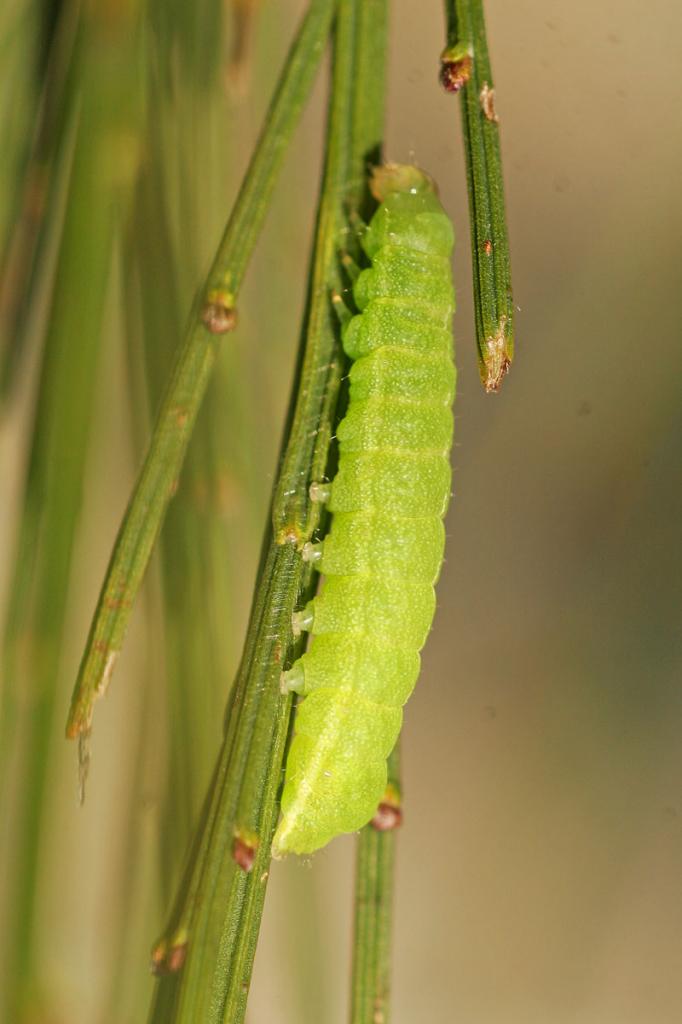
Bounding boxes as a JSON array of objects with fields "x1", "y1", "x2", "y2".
[
  {"x1": 314, "y1": 511, "x2": 446, "y2": 581},
  {"x1": 278, "y1": 691, "x2": 401, "y2": 850},
  {"x1": 273, "y1": 165, "x2": 456, "y2": 857},
  {"x1": 330, "y1": 451, "x2": 452, "y2": 517}
]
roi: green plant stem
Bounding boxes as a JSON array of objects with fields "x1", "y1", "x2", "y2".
[
  {"x1": 341, "y1": 3, "x2": 401, "y2": 1022},
  {"x1": 349, "y1": 0, "x2": 388, "y2": 204},
  {"x1": 443, "y1": 0, "x2": 513, "y2": 393},
  {"x1": 148, "y1": 2, "x2": 388, "y2": 1020},
  {"x1": 0, "y1": 0, "x2": 82, "y2": 401},
  {"x1": 350, "y1": 744, "x2": 401, "y2": 1024},
  {"x1": 65, "y1": 0, "x2": 337, "y2": 743}
]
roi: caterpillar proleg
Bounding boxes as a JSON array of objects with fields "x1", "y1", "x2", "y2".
[{"x1": 273, "y1": 164, "x2": 456, "y2": 856}]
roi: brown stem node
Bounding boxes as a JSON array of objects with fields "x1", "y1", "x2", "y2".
[
  {"x1": 201, "y1": 301, "x2": 238, "y2": 335},
  {"x1": 232, "y1": 832, "x2": 258, "y2": 872},
  {"x1": 371, "y1": 785, "x2": 403, "y2": 832},
  {"x1": 439, "y1": 55, "x2": 473, "y2": 93}
]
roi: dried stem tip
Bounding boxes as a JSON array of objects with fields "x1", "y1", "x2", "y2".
[
  {"x1": 482, "y1": 322, "x2": 512, "y2": 393},
  {"x1": 480, "y1": 81, "x2": 499, "y2": 122}
]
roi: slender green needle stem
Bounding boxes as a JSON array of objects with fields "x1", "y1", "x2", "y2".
[
  {"x1": 442, "y1": 0, "x2": 513, "y2": 393},
  {"x1": 65, "y1": 0, "x2": 337, "y2": 744},
  {"x1": 341, "y1": 3, "x2": 402, "y2": 1022},
  {"x1": 349, "y1": 0, "x2": 388, "y2": 203},
  {"x1": 148, "y1": 3, "x2": 389, "y2": 1020},
  {"x1": 350, "y1": 744, "x2": 401, "y2": 1024}
]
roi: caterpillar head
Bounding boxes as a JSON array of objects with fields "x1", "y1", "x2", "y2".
[
  {"x1": 362, "y1": 164, "x2": 453, "y2": 260},
  {"x1": 369, "y1": 163, "x2": 437, "y2": 203}
]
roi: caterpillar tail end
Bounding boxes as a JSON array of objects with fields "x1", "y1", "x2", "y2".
[
  {"x1": 271, "y1": 814, "x2": 305, "y2": 859},
  {"x1": 270, "y1": 820, "x2": 290, "y2": 860},
  {"x1": 271, "y1": 812, "x2": 326, "y2": 859}
]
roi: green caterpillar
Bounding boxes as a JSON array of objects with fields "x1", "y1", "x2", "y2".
[{"x1": 272, "y1": 164, "x2": 456, "y2": 857}]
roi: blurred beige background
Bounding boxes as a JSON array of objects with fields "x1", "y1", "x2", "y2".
[
  {"x1": 2, "y1": 1, "x2": 681, "y2": 1022},
  {"x1": 253, "y1": 3, "x2": 682, "y2": 1023}
]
